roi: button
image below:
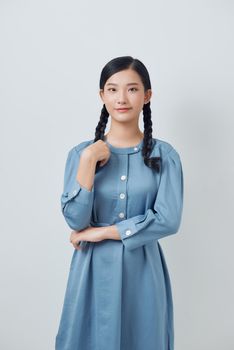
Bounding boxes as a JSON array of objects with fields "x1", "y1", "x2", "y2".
[
  {"x1": 119, "y1": 212, "x2": 125, "y2": 218},
  {"x1": 125, "y1": 229, "x2": 132, "y2": 236},
  {"x1": 134, "y1": 147, "x2": 138, "y2": 151},
  {"x1": 119, "y1": 193, "x2": 125, "y2": 199},
  {"x1": 72, "y1": 190, "x2": 77, "y2": 195},
  {"x1": 121, "y1": 175, "x2": 126, "y2": 181}
]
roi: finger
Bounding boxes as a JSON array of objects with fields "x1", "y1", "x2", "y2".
[
  {"x1": 75, "y1": 241, "x2": 82, "y2": 250},
  {"x1": 72, "y1": 242, "x2": 81, "y2": 250},
  {"x1": 70, "y1": 238, "x2": 81, "y2": 250},
  {"x1": 100, "y1": 159, "x2": 108, "y2": 167}
]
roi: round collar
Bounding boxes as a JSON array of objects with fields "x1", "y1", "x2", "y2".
[{"x1": 103, "y1": 136, "x2": 144, "y2": 155}]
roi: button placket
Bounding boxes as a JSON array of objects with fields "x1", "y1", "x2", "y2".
[{"x1": 117, "y1": 156, "x2": 128, "y2": 221}]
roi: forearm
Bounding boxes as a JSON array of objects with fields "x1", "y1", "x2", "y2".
[
  {"x1": 76, "y1": 153, "x2": 97, "y2": 191},
  {"x1": 103, "y1": 225, "x2": 121, "y2": 240}
]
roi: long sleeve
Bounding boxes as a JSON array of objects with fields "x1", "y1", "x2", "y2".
[
  {"x1": 60, "y1": 145, "x2": 94, "y2": 231},
  {"x1": 115, "y1": 147, "x2": 184, "y2": 251}
]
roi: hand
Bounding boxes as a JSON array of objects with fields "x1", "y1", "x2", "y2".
[
  {"x1": 69, "y1": 226, "x2": 107, "y2": 250},
  {"x1": 81, "y1": 139, "x2": 111, "y2": 167}
]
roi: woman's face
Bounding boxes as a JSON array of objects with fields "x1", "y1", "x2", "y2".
[{"x1": 99, "y1": 69, "x2": 152, "y2": 122}]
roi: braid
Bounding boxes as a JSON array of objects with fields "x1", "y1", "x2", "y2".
[
  {"x1": 94, "y1": 104, "x2": 109, "y2": 172},
  {"x1": 142, "y1": 102, "x2": 161, "y2": 172},
  {"x1": 94, "y1": 104, "x2": 109, "y2": 142}
]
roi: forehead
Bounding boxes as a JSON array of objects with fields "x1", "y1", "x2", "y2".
[{"x1": 105, "y1": 69, "x2": 142, "y2": 86}]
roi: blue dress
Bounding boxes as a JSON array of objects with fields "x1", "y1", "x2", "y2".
[{"x1": 55, "y1": 137, "x2": 184, "y2": 350}]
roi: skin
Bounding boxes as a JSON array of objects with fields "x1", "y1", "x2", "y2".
[{"x1": 70, "y1": 68, "x2": 152, "y2": 250}]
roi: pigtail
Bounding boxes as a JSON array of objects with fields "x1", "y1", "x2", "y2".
[
  {"x1": 142, "y1": 102, "x2": 161, "y2": 172},
  {"x1": 94, "y1": 104, "x2": 109, "y2": 172}
]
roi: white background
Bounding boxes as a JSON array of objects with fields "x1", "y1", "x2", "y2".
[{"x1": 0, "y1": 0, "x2": 233, "y2": 349}]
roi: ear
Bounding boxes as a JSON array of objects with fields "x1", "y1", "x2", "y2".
[
  {"x1": 144, "y1": 89, "x2": 152, "y2": 104},
  {"x1": 99, "y1": 89, "x2": 104, "y2": 102}
]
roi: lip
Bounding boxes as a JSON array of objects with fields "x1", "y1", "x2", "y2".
[{"x1": 116, "y1": 108, "x2": 131, "y2": 112}]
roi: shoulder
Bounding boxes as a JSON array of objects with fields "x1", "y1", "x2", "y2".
[
  {"x1": 67, "y1": 138, "x2": 94, "y2": 155},
  {"x1": 151, "y1": 137, "x2": 181, "y2": 160}
]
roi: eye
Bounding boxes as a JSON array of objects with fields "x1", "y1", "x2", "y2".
[
  {"x1": 129, "y1": 87, "x2": 138, "y2": 91},
  {"x1": 107, "y1": 88, "x2": 116, "y2": 92}
]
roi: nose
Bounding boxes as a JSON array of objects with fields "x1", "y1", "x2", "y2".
[{"x1": 117, "y1": 90, "x2": 127, "y2": 105}]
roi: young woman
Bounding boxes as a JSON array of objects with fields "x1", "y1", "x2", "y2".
[{"x1": 55, "y1": 56, "x2": 184, "y2": 350}]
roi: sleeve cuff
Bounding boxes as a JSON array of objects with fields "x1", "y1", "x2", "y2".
[
  {"x1": 115, "y1": 218, "x2": 138, "y2": 241},
  {"x1": 61, "y1": 180, "x2": 94, "y2": 209}
]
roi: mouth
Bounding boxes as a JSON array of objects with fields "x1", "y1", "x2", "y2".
[{"x1": 116, "y1": 108, "x2": 131, "y2": 112}]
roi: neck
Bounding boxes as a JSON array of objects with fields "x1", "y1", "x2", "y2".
[{"x1": 104, "y1": 131, "x2": 144, "y2": 147}]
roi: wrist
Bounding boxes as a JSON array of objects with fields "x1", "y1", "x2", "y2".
[
  {"x1": 103, "y1": 225, "x2": 121, "y2": 240},
  {"x1": 81, "y1": 150, "x2": 97, "y2": 164}
]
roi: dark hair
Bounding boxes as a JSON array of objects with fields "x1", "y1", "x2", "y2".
[{"x1": 94, "y1": 55, "x2": 161, "y2": 172}]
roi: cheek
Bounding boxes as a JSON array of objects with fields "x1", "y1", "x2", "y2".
[
  {"x1": 130, "y1": 95, "x2": 144, "y2": 108},
  {"x1": 105, "y1": 96, "x2": 115, "y2": 106}
]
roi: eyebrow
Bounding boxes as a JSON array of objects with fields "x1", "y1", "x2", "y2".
[{"x1": 106, "y1": 82, "x2": 139, "y2": 86}]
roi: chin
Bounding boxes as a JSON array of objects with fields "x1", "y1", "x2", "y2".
[{"x1": 113, "y1": 116, "x2": 137, "y2": 124}]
